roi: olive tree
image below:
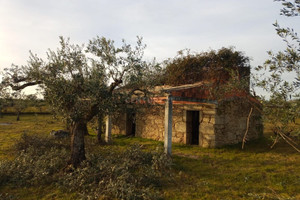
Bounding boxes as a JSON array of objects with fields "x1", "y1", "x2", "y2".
[
  {"x1": 11, "y1": 91, "x2": 28, "y2": 121},
  {"x1": 2, "y1": 36, "x2": 157, "y2": 167},
  {"x1": 255, "y1": 0, "x2": 300, "y2": 150},
  {"x1": 0, "y1": 85, "x2": 11, "y2": 118}
]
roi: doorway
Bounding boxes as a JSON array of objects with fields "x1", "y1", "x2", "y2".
[
  {"x1": 126, "y1": 111, "x2": 136, "y2": 136},
  {"x1": 186, "y1": 110, "x2": 200, "y2": 145}
]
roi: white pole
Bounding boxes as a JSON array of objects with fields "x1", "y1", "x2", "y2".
[
  {"x1": 164, "y1": 95, "x2": 173, "y2": 155},
  {"x1": 105, "y1": 115, "x2": 112, "y2": 143}
]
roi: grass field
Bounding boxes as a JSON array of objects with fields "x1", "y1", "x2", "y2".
[{"x1": 1, "y1": 114, "x2": 300, "y2": 199}]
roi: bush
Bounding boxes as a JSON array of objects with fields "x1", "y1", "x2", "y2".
[
  {"x1": 60, "y1": 144, "x2": 171, "y2": 200},
  {"x1": 0, "y1": 147, "x2": 69, "y2": 186},
  {"x1": 0, "y1": 134, "x2": 69, "y2": 186},
  {"x1": 0, "y1": 135, "x2": 172, "y2": 200},
  {"x1": 14, "y1": 133, "x2": 70, "y2": 154}
]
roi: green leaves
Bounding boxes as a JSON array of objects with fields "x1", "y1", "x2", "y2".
[
  {"x1": 255, "y1": 0, "x2": 300, "y2": 143},
  {"x1": 1, "y1": 35, "x2": 158, "y2": 124},
  {"x1": 275, "y1": 0, "x2": 300, "y2": 17}
]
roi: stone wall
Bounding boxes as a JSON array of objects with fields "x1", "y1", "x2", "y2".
[
  {"x1": 135, "y1": 106, "x2": 164, "y2": 141},
  {"x1": 175, "y1": 104, "x2": 217, "y2": 147},
  {"x1": 111, "y1": 103, "x2": 218, "y2": 146},
  {"x1": 198, "y1": 104, "x2": 217, "y2": 147},
  {"x1": 111, "y1": 113, "x2": 126, "y2": 135},
  {"x1": 134, "y1": 104, "x2": 218, "y2": 144},
  {"x1": 214, "y1": 98, "x2": 263, "y2": 146},
  {"x1": 111, "y1": 97, "x2": 263, "y2": 148}
]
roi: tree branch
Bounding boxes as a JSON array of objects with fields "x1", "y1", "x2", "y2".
[
  {"x1": 270, "y1": 134, "x2": 280, "y2": 149},
  {"x1": 278, "y1": 131, "x2": 300, "y2": 153},
  {"x1": 8, "y1": 81, "x2": 42, "y2": 91},
  {"x1": 109, "y1": 79, "x2": 123, "y2": 93},
  {"x1": 242, "y1": 107, "x2": 253, "y2": 149}
]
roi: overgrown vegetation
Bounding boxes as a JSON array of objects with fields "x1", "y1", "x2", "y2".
[
  {"x1": 0, "y1": 131, "x2": 171, "y2": 200},
  {"x1": 163, "y1": 47, "x2": 250, "y2": 87}
]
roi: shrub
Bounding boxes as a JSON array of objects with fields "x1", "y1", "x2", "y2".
[
  {"x1": 14, "y1": 133, "x2": 69, "y2": 154},
  {"x1": 0, "y1": 147, "x2": 68, "y2": 186},
  {"x1": 0, "y1": 135, "x2": 172, "y2": 200},
  {"x1": 60, "y1": 144, "x2": 172, "y2": 200},
  {"x1": 0, "y1": 134, "x2": 70, "y2": 186}
]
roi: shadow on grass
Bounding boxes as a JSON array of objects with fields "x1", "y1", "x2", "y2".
[
  {"x1": 109, "y1": 133, "x2": 300, "y2": 157},
  {"x1": 224, "y1": 136, "x2": 300, "y2": 155}
]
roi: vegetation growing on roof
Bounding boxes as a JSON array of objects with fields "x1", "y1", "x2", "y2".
[{"x1": 163, "y1": 47, "x2": 250, "y2": 86}]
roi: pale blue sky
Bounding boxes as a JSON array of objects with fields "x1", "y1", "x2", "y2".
[{"x1": 0, "y1": 0, "x2": 299, "y2": 74}]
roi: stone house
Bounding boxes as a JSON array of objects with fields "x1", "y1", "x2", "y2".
[{"x1": 111, "y1": 81, "x2": 263, "y2": 152}]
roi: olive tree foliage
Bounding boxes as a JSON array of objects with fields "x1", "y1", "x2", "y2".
[
  {"x1": 255, "y1": 0, "x2": 300, "y2": 150},
  {"x1": 11, "y1": 91, "x2": 28, "y2": 121},
  {"x1": 0, "y1": 85, "x2": 11, "y2": 118},
  {"x1": 1, "y1": 36, "x2": 159, "y2": 167}
]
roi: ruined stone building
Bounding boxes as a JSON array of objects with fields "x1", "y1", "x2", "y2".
[
  {"x1": 111, "y1": 87, "x2": 262, "y2": 149},
  {"x1": 110, "y1": 67, "x2": 263, "y2": 150}
]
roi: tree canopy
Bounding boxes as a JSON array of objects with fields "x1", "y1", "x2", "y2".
[
  {"x1": 1, "y1": 36, "x2": 158, "y2": 167},
  {"x1": 255, "y1": 0, "x2": 300, "y2": 150}
]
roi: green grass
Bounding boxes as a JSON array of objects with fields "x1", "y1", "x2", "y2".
[
  {"x1": 1, "y1": 114, "x2": 300, "y2": 199},
  {"x1": 0, "y1": 114, "x2": 64, "y2": 160},
  {"x1": 167, "y1": 142, "x2": 300, "y2": 199}
]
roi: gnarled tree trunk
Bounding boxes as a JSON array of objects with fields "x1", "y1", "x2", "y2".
[
  {"x1": 83, "y1": 123, "x2": 89, "y2": 136},
  {"x1": 70, "y1": 121, "x2": 87, "y2": 168}
]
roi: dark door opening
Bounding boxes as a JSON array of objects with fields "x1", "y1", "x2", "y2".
[
  {"x1": 126, "y1": 112, "x2": 136, "y2": 136},
  {"x1": 187, "y1": 111, "x2": 200, "y2": 145}
]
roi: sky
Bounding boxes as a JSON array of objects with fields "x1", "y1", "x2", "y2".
[{"x1": 0, "y1": 0, "x2": 299, "y2": 94}]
